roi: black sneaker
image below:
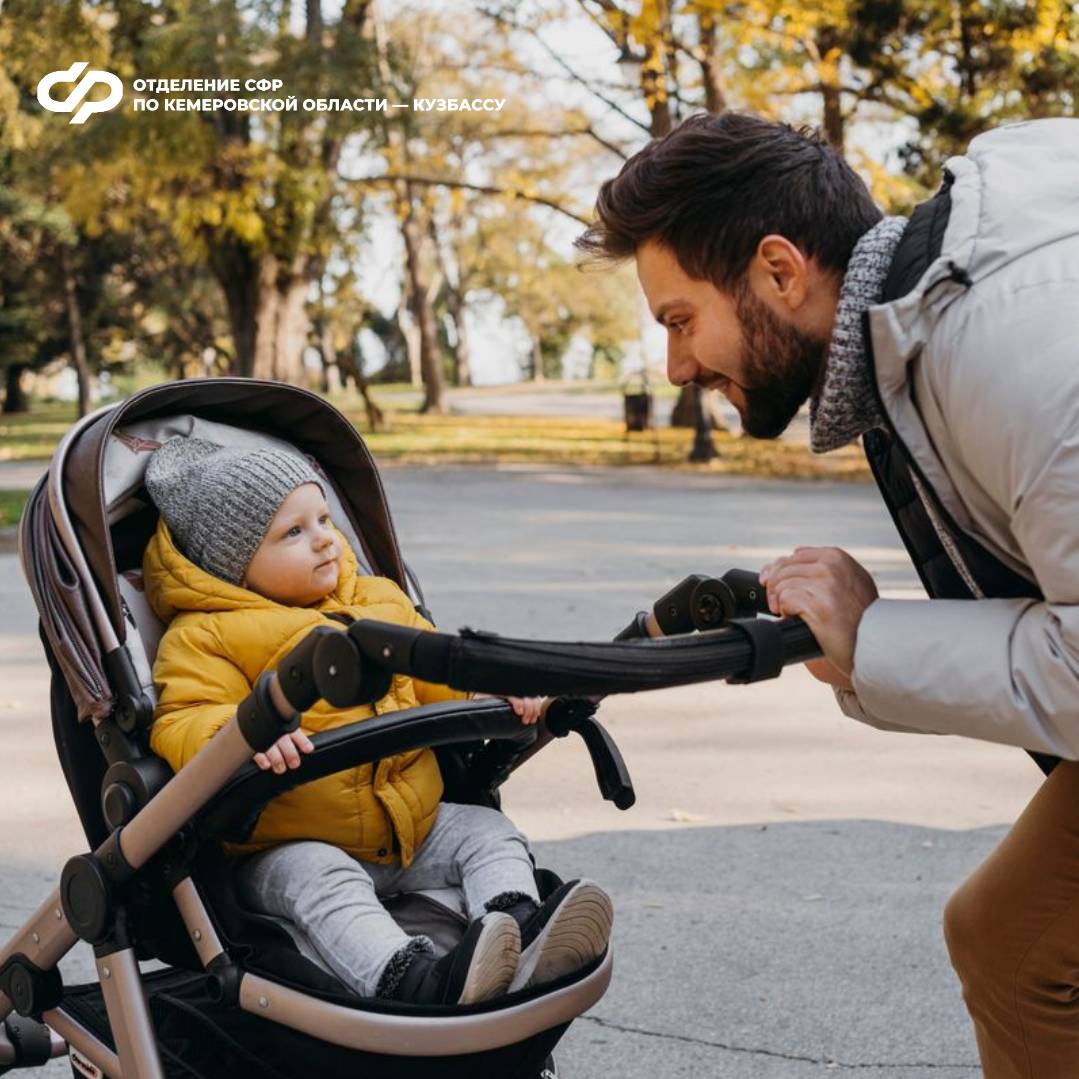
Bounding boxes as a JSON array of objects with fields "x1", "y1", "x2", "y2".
[
  {"x1": 508, "y1": 879, "x2": 613, "y2": 993},
  {"x1": 390, "y1": 912, "x2": 520, "y2": 1006}
]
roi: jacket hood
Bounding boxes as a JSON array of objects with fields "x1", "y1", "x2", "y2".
[
  {"x1": 944, "y1": 118, "x2": 1079, "y2": 284},
  {"x1": 869, "y1": 118, "x2": 1079, "y2": 374},
  {"x1": 143, "y1": 518, "x2": 362, "y2": 623}
]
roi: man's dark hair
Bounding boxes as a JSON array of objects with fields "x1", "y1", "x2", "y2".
[{"x1": 575, "y1": 112, "x2": 882, "y2": 289}]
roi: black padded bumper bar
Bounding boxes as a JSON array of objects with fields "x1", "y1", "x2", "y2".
[{"x1": 316, "y1": 615, "x2": 820, "y2": 704}]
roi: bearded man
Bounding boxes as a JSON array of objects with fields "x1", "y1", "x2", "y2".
[{"x1": 576, "y1": 112, "x2": 1079, "y2": 1079}]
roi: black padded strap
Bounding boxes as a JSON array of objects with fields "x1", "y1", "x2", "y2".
[{"x1": 725, "y1": 618, "x2": 785, "y2": 684}]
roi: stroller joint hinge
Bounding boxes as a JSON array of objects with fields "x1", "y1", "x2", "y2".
[
  {"x1": 206, "y1": 955, "x2": 242, "y2": 1006},
  {"x1": 101, "y1": 757, "x2": 172, "y2": 830},
  {"x1": 60, "y1": 846, "x2": 131, "y2": 947},
  {"x1": 103, "y1": 647, "x2": 155, "y2": 734},
  {"x1": 0, "y1": 955, "x2": 63, "y2": 1018}
]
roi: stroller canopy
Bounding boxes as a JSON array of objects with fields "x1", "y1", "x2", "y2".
[{"x1": 21, "y1": 378, "x2": 410, "y2": 724}]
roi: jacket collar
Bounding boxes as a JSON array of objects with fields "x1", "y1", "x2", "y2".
[{"x1": 144, "y1": 519, "x2": 361, "y2": 622}]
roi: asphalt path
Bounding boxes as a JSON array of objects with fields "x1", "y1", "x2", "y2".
[{"x1": 0, "y1": 465, "x2": 1038, "y2": 1077}]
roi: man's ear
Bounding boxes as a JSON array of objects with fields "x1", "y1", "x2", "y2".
[{"x1": 750, "y1": 234, "x2": 809, "y2": 311}]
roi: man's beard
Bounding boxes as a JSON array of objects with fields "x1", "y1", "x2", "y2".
[{"x1": 710, "y1": 283, "x2": 828, "y2": 440}]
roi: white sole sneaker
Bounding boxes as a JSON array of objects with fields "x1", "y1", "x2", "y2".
[
  {"x1": 508, "y1": 880, "x2": 613, "y2": 993},
  {"x1": 458, "y1": 912, "x2": 522, "y2": 1004}
]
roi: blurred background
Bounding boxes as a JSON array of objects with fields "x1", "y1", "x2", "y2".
[{"x1": 0, "y1": 0, "x2": 1076, "y2": 501}]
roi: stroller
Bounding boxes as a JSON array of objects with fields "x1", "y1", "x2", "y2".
[{"x1": 0, "y1": 379, "x2": 634, "y2": 1079}]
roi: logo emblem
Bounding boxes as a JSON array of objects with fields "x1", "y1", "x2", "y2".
[{"x1": 37, "y1": 62, "x2": 123, "y2": 124}]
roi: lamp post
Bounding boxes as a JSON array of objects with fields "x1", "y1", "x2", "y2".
[{"x1": 688, "y1": 385, "x2": 719, "y2": 462}]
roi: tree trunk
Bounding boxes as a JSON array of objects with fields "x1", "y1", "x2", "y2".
[
  {"x1": 342, "y1": 340, "x2": 385, "y2": 432},
  {"x1": 252, "y1": 257, "x2": 280, "y2": 380},
  {"x1": 306, "y1": 0, "x2": 322, "y2": 42},
  {"x1": 427, "y1": 221, "x2": 473, "y2": 388},
  {"x1": 252, "y1": 254, "x2": 311, "y2": 384},
  {"x1": 313, "y1": 313, "x2": 342, "y2": 394},
  {"x1": 446, "y1": 288, "x2": 473, "y2": 387},
  {"x1": 373, "y1": 7, "x2": 440, "y2": 410},
  {"x1": 821, "y1": 84, "x2": 844, "y2": 152},
  {"x1": 817, "y1": 26, "x2": 845, "y2": 152},
  {"x1": 60, "y1": 245, "x2": 92, "y2": 418},
  {"x1": 2, "y1": 364, "x2": 29, "y2": 414},
  {"x1": 643, "y1": 37, "x2": 672, "y2": 138},
  {"x1": 531, "y1": 339, "x2": 545, "y2": 383},
  {"x1": 277, "y1": 265, "x2": 311, "y2": 385},
  {"x1": 670, "y1": 384, "x2": 727, "y2": 429},
  {"x1": 670, "y1": 384, "x2": 698, "y2": 427},
  {"x1": 697, "y1": 11, "x2": 726, "y2": 114},
  {"x1": 399, "y1": 197, "x2": 445, "y2": 414},
  {"x1": 396, "y1": 299, "x2": 422, "y2": 387},
  {"x1": 209, "y1": 242, "x2": 259, "y2": 376}
]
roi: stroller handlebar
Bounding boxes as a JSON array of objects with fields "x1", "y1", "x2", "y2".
[{"x1": 327, "y1": 612, "x2": 820, "y2": 700}]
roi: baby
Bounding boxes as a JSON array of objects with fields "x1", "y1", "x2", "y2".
[{"x1": 141, "y1": 437, "x2": 613, "y2": 1006}]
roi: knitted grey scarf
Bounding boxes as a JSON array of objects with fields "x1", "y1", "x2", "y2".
[{"x1": 809, "y1": 215, "x2": 909, "y2": 453}]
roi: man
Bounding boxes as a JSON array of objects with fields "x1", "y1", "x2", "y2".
[{"x1": 576, "y1": 111, "x2": 1079, "y2": 1078}]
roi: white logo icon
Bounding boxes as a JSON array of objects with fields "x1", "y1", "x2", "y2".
[{"x1": 37, "y1": 62, "x2": 123, "y2": 124}]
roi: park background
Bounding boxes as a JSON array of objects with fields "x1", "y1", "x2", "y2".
[
  {"x1": 2, "y1": 0, "x2": 1076, "y2": 499},
  {"x1": 1, "y1": 2, "x2": 1077, "y2": 1076}
]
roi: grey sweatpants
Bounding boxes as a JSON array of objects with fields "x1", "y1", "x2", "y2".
[{"x1": 235, "y1": 802, "x2": 539, "y2": 997}]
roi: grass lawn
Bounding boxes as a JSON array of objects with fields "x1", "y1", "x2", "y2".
[
  {"x1": 350, "y1": 410, "x2": 868, "y2": 478},
  {"x1": 0, "y1": 404, "x2": 80, "y2": 462},
  {"x1": 0, "y1": 489, "x2": 29, "y2": 528}
]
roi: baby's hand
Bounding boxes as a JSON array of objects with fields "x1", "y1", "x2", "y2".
[
  {"x1": 473, "y1": 693, "x2": 545, "y2": 725},
  {"x1": 254, "y1": 728, "x2": 314, "y2": 774}
]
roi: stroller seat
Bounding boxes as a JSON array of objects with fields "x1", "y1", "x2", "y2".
[{"x1": 0, "y1": 380, "x2": 615, "y2": 1079}]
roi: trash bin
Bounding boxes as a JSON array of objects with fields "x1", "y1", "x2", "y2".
[{"x1": 623, "y1": 390, "x2": 652, "y2": 432}]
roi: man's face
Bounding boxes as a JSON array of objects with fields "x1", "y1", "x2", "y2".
[{"x1": 636, "y1": 239, "x2": 828, "y2": 439}]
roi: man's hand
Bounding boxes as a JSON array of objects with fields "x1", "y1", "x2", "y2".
[
  {"x1": 254, "y1": 729, "x2": 314, "y2": 774},
  {"x1": 758, "y1": 547, "x2": 878, "y2": 691},
  {"x1": 474, "y1": 693, "x2": 545, "y2": 725}
]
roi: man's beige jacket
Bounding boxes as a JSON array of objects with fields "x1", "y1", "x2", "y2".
[{"x1": 838, "y1": 117, "x2": 1079, "y2": 758}]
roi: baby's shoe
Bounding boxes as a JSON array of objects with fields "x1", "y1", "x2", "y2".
[
  {"x1": 506, "y1": 879, "x2": 613, "y2": 993},
  {"x1": 387, "y1": 912, "x2": 520, "y2": 1006}
]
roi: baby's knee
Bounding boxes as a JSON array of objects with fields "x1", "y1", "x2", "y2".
[
  {"x1": 243, "y1": 841, "x2": 372, "y2": 915},
  {"x1": 456, "y1": 803, "x2": 527, "y2": 844}
]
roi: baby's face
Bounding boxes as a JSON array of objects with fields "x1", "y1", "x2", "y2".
[{"x1": 242, "y1": 483, "x2": 341, "y2": 606}]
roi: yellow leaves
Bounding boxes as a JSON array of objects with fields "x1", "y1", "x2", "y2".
[
  {"x1": 847, "y1": 147, "x2": 927, "y2": 216},
  {"x1": 227, "y1": 207, "x2": 265, "y2": 245}
]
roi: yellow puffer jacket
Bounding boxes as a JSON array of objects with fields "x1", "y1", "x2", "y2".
[{"x1": 142, "y1": 520, "x2": 467, "y2": 866}]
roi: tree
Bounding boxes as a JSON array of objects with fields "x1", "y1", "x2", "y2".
[
  {"x1": 4, "y1": 0, "x2": 383, "y2": 384},
  {"x1": 355, "y1": 3, "x2": 622, "y2": 405}
]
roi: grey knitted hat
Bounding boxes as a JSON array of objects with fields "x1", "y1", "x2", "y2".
[{"x1": 144, "y1": 437, "x2": 324, "y2": 586}]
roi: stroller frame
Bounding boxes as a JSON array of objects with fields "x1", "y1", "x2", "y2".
[
  {"x1": 0, "y1": 379, "x2": 816, "y2": 1077},
  {"x1": 0, "y1": 382, "x2": 623, "y2": 1078}
]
